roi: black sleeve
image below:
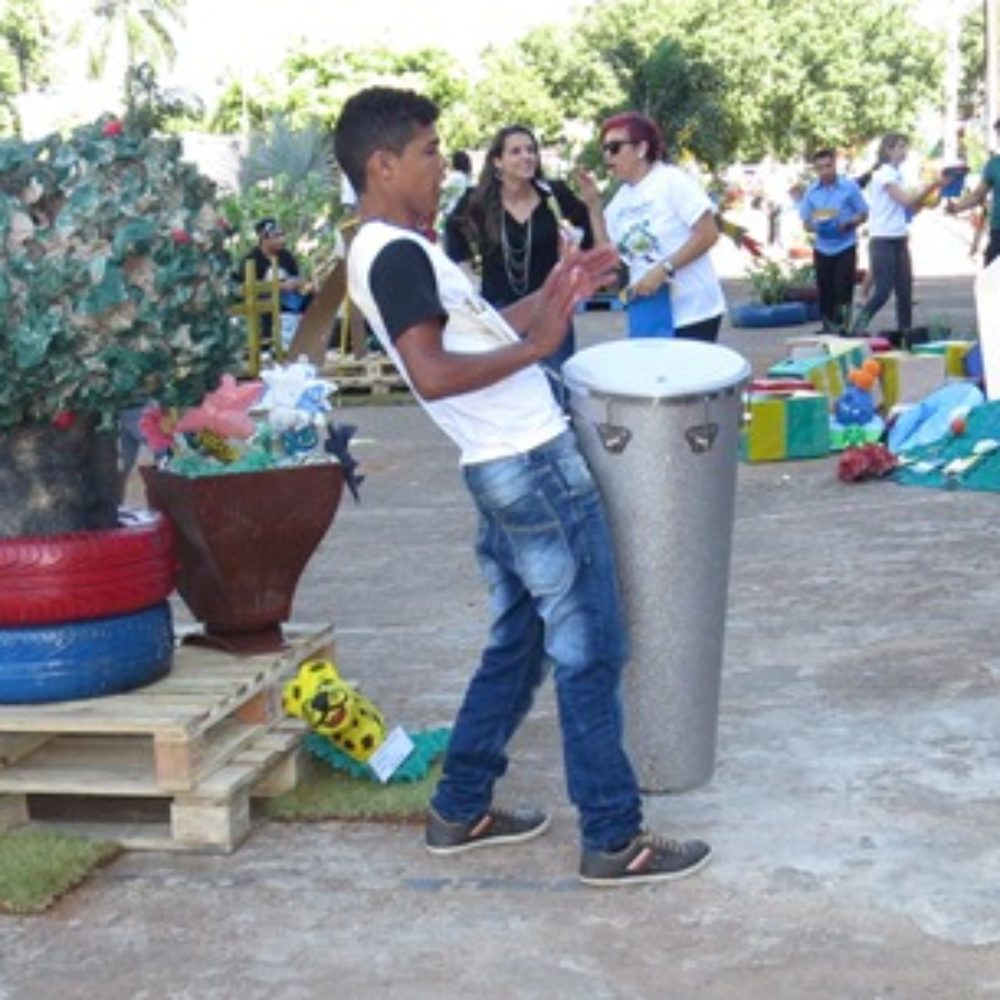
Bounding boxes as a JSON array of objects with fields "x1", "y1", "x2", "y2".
[
  {"x1": 551, "y1": 179, "x2": 594, "y2": 250},
  {"x1": 444, "y1": 189, "x2": 474, "y2": 263},
  {"x1": 369, "y1": 239, "x2": 447, "y2": 343}
]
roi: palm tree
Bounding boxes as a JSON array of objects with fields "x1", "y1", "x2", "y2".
[{"x1": 72, "y1": 0, "x2": 185, "y2": 105}]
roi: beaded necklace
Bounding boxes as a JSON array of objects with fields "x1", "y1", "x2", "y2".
[{"x1": 500, "y1": 209, "x2": 533, "y2": 298}]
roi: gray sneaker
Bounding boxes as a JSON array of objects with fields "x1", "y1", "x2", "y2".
[
  {"x1": 425, "y1": 806, "x2": 551, "y2": 855},
  {"x1": 579, "y1": 832, "x2": 712, "y2": 887}
]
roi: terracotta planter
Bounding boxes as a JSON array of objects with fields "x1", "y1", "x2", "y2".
[{"x1": 142, "y1": 464, "x2": 344, "y2": 654}]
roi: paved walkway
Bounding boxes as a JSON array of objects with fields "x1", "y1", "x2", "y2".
[{"x1": 3, "y1": 218, "x2": 999, "y2": 999}]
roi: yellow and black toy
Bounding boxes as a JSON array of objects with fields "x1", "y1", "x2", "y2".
[{"x1": 282, "y1": 658, "x2": 386, "y2": 763}]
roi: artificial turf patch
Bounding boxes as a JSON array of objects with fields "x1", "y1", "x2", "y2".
[
  {"x1": 0, "y1": 828, "x2": 121, "y2": 914},
  {"x1": 264, "y1": 759, "x2": 442, "y2": 823}
]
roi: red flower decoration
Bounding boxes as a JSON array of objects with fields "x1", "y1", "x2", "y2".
[
  {"x1": 838, "y1": 444, "x2": 897, "y2": 483},
  {"x1": 171, "y1": 229, "x2": 192, "y2": 244},
  {"x1": 102, "y1": 120, "x2": 123, "y2": 138},
  {"x1": 139, "y1": 406, "x2": 179, "y2": 452},
  {"x1": 51, "y1": 411, "x2": 75, "y2": 429}
]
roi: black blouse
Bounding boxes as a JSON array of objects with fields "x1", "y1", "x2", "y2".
[{"x1": 444, "y1": 180, "x2": 594, "y2": 307}]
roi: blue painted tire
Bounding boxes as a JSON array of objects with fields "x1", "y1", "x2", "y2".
[
  {"x1": 731, "y1": 302, "x2": 809, "y2": 328},
  {"x1": 0, "y1": 602, "x2": 174, "y2": 704}
]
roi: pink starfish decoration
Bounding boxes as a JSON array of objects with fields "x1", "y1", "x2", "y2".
[{"x1": 175, "y1": 374, "x2": 263, "y2": 440}]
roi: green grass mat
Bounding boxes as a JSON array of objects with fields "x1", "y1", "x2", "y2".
[
  {"x1": 265, "y1": 760, "x2": 441, "y2": 822},
  {"x1": 0, "y1": 828, "x2": 121, "y2": 914}
]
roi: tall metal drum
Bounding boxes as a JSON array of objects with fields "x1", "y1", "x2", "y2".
[{"x1": 564, "y1": 339, "x2": 750, "y2": 792}]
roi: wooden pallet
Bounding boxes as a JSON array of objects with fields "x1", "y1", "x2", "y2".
[
  {"x1": 323, "y1": 353, "x2": 409, "y2": 397},
  {"x1": 0, "y1": 623, "x2": 334, "y2": 852}
]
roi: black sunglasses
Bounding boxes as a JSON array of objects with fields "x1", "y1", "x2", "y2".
[{"x1": 602, "y1": 139, "x2": 636, "y2": 156}]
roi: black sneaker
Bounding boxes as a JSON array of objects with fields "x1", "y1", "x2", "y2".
[
  {"x1": 579, "y1": 832, "x2": 712, "y2": 887},
  {"x1": 425, "y1": 806, "x2": 551, "y2": 855}
]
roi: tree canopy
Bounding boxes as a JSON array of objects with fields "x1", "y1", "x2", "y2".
[
  {"x1": 204, "y1": 0, "x2": 945, "y2": 170},
  {"x1": 16, "y1": 0, "x2": 953, "y2": 171},
  {"x1": 570, "y1": 0, "x2": 942, "y2": 164}
]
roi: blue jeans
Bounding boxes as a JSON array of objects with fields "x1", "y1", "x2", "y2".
[{"x1": 431, "y1": 430, "x2": 643, "y2": 852}]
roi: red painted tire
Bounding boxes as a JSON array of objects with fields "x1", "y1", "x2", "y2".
[{"x1": 0, "y1": 508, "x2": 176, "y2": 625}]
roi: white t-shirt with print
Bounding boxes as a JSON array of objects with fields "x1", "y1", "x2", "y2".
[
  {"x1": 867, "y1": 163, "x2": 908, "y2": 238},
  {"x1": 348, "y1": 221, "x2": 567, "y2": 466},
  {"x1": 604, "y1": 162, "x2": 726, "y2": 328}
]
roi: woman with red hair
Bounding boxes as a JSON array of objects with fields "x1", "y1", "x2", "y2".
[{"x1": 598, "y1": 111, "x2": 726, "y2": 341}]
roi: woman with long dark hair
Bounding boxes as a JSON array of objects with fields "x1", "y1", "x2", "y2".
[{"x1": 445, "y1": 124, "x2": 607, "y2": 375}]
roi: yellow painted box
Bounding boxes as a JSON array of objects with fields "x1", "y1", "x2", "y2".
[{"x1": 741, "y1": 391, "x2": 831, "y2": 462}]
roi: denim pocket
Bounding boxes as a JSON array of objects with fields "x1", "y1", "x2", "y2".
[{"x1": 467, "y1": 460, "x2": 575, "y2": 597}]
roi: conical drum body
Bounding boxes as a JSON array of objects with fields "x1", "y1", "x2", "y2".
[{"x1": 564, "y1": 339, "x2": 750, "y2": 792}]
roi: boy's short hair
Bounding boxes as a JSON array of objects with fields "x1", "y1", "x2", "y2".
[
  {"x1": 334, "y1": 87, "x2": 439, "y2": 195},
  {"x1": 812, "y1": 148, "x2": 835, "y2": 163}
]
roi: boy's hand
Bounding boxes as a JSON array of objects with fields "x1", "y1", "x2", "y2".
[
  {"x1": 562, "y1": 244, "x2": 620, "y2": 297},
  {"x1": 524, "y1": 246, "x2": 620, "y2": 357}
]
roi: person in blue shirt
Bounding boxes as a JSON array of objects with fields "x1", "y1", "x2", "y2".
[{"x1": 799, "y1": 149, "x2": 869, "y2": 334}]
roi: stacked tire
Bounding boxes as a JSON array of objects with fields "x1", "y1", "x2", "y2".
[{"x1": 0, "y1": 509, "x2": 176, "y2": 704}]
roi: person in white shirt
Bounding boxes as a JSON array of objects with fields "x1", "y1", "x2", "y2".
[
  {"x1": 852, "y1": 132, "x2": 941, "y2": 337},
  {"x1": 596, "y1": 111, "x2": 726, "y2": 341}
]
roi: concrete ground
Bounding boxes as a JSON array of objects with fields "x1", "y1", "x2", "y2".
[{"x1": 3, "y1": 216, "x2": 1000, "y2": 999}]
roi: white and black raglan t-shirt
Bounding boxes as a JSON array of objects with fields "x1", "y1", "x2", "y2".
[{"x1": 348, "y1": 220, "x2": 567, "y2": 465}]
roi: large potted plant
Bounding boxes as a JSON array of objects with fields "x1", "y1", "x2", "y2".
[
  {"x1": 0, "y1": 115, "x2": 243, "y2": 701},
  {"x1": 0, "y1": 114, "x2": 242, "y2": 537}
]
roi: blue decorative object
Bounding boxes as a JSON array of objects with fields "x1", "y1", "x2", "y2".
[
  {"x1": 324, "y1": 423, "x2": 365, "y2": 500},
  {"x1": 731, "y1": 302, "x2": 809, "y2": 328},
  {"x1": 835, "y1": 386, "x2": 876, "y2": 426},
  {"x1": 281, "y1": 425, "x2": 320, "y2": 456},
  {"x1": 940, "y1": 165, "x2": 969, "y2": 199},
  {"x1": 627, "y1": 285, "x2": 673, "y2": 337}
]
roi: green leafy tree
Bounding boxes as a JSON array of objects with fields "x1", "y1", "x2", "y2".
[
  {"x1": 518, "y1": 23, "x2": 620, "y2": 123},
  {"x1": 959, "y1": 2, "x2": 985, "y2": 121},
  {"x1": 631, "y1": 37, "x2": 732, "y2": 167},
  {"x1": 467, "y1": 47, "x2": 562, "y2": 144},
  {"x1": 0, "y1": 45, "x2": 18, "y2": 135},
  {"x1": 0, "y1": 0, "x2": 52, "y2": 91},
  {"x1": 575, "y1": 0, "x2": 942, "y2": 162},
  {"x1": 210, "y1": 43, "x2": 472, "y2": 143}
]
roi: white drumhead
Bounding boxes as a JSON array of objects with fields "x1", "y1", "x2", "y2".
[{"x1": 564, "y1": 339, "x2": 750, "y2": 399}]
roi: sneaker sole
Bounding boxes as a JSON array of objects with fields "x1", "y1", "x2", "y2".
[
  {"x1": 424, "y1": 815, "x2": 552, "y2": 856},
  {"x1": 578, "y1": 846, "x2": 713, "y2": 887}
]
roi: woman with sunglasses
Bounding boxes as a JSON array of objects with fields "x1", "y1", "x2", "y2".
[
  {"x1": 445, "y1": 124, "x2": 608, "y2": 378},
  {"x1": 597, "y1": 112, "x2": 725, "y2": 341}
]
